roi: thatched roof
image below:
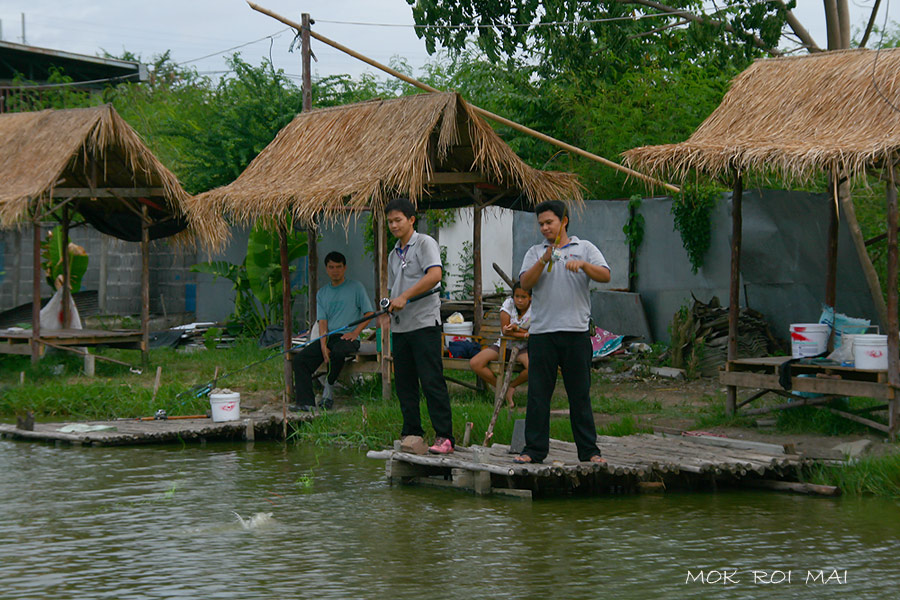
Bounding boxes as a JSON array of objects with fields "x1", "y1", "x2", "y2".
[
  {"x1": 0, "y1": 104, "x2": 196, "y2": 241},
  {"x1": 191, "y1": 92, "x2": 582, "y2": 246},
  {"x1": 623, "y1": 48, "x2": 900, "y2": 185}
]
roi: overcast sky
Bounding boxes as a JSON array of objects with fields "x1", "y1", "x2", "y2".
[{"x1": 0, "y1": 1, "x2": 896, "y2": 84}]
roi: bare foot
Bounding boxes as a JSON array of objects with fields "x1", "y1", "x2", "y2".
[
  {"x1": 588, "y1": 454, "x2": 607, "y2": 464},
  {"x1": 505, "y1": 386, "x2": 516, "y2": 408}
]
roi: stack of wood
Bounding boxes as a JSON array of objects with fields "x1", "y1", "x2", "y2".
[{"x1": 670, "y1": 295, "x2": 782, "y2": 377}]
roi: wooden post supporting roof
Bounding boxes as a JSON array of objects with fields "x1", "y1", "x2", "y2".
[
  {"x1": 376, "y1": 209, "x2": 391, "y2": 401},
  {"x1": 825, "y1": 173, "x2": 840, "y2": 351},
  {"x1": 886, "y1": 162, "x2": 899, "y2": 438},
  {"x1": 140, "y1": 205, "x2": 150, "y2": 366},
  {"x1": 726, "y1": 173, "x2": 743, "y2": 416},
  {"x1": 302, "y1": 12, "x2": 317, "y2": 336},
  {"x1": 473, "y1": 188, "x2": 483, "y2": 338},
  {"x1": 279, "y1": 224, "x2": 293, "y2": 402},
  {"x1": 61, "y1": 204, "x2": 71, "y2": 329},
  {"x1": 31, "y1": 219, "x2": 41, "y2": 364}
]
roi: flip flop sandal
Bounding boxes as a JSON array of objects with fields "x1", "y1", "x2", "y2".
[{"x1": 513, "y1": 454, "x2": 542, "y2": 464}]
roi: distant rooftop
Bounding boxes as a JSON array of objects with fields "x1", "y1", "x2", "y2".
[{"x1": 0, "y1": 40, "x2": 148, "y2": 89}]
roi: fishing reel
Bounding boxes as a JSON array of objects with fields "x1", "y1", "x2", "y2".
[{"x1": 379, "y1": 297, "x2": 391, "y2": 310}]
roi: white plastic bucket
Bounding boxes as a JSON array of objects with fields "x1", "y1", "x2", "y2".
[
  {"x1": 790, "y1": 323, "x2": 830, "y2": 358},
  {"x1": 853, "y1": 334, "x2": 888, "y2": 370},
  {"x1": 210, "y1": 391, "x2": 241, "y2": 422},
  {"x1": 443, "y1": 322, "x2": 473, "y2": 349}
]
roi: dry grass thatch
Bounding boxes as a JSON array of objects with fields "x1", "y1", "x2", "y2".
[
  {"x1": 623, "y1": 48, "x2": 900, "y2": 186},
  {"x1": 190, "y1": 92, "x2": 582, "y2": 248},
  {"x1": 0, "y1": 104, "x2": 200, "y2": 241}
]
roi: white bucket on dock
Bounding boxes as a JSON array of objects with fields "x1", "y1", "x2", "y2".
[
  {"x1": 853, "y1": 334, "x2": 888, "y2": 370},
  {"x1": 790, "y1": 323, "x2": 830, "y2": 358},
  {"x1": 443, "y1": 322, "x2": 473, "y2": 349},
  {"x1": 210, "y1": 390, "x2": 240, "y2": 422}
]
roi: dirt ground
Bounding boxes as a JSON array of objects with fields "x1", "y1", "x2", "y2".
[
  {"x1": 245, "y1": 371, "x2": 896, "y2": 461},
  {"x1": 589, "y1": 374, "x2": 896, "y2": 461}
]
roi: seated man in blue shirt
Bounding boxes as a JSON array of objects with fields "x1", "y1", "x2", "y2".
[{"x1": 292, "y1": 251, "x2": 375, "y2": 410}]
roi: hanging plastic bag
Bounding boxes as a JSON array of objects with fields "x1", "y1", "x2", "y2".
[{"x1": 39, "y1": 287, "x2": 82, "y2": 331}]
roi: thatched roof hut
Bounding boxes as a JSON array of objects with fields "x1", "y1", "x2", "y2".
[
  {"x1": 0, "y1": 104, "x2": 197, "y2": 364},
  {"x1": 623, "y1": 48, "x2": 900, "y2": 436},
  {"x1": 0, "y1": 104, "x2": 194, "y2": 240},
  {"x1": 190, "y1": 91, "x2": 582, "y2": 245},
  {"x1": 623, "y1": 48, "x2": 900, "y2": 184}
]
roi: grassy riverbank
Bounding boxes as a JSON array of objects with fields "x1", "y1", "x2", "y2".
[{"x1": 3, "y1": 342, "x2": 900, "y2": 498}]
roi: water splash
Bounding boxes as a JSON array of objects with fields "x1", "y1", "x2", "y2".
[{"x1": 232, "y1": 511, "x2": 275, "y2": 530}]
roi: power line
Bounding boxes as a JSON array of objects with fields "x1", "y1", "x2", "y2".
[
  {"x1": 179, "y1": 28, "x2": 290, "y2": 65},
  {"x1": 314, "y1": 12, "x2": 671, "y2": 30}
]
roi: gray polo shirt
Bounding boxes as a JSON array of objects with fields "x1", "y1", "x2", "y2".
[
  {"x1": 388, "y1": 231, "x2": 442, "y2": 333},
  {"x1": 519, "y1": 236, "x2": 609, "y2": 334}
]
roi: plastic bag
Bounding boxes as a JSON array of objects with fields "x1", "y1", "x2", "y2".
[
  {"x1": 819, "y1": 305, "x2": 870, "y2": 348},
  {"x1": 39, "y1": 287, "x2": 82, "y2": 331},
  {"x1": 446, "y1": 312, "x2": 464, "y2": 324}
]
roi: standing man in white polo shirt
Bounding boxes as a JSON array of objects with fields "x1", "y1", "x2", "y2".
[
  {"x1": 514, "y1": 200, "x2": 610, "y2": 465},
  {"x1": 384, "y1": 197, "x2": 455, "y2": 455}
]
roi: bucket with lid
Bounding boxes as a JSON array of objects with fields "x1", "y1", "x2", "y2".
[
  {"x1": 853, "y1": 334, "x2": 888, "y2": 370},
  {"x1": 209, "y1": 389, "x2": 241, "y2": 422},
  {"x1": 790, "y1": 323, "x2": 830, "y2": 358}
]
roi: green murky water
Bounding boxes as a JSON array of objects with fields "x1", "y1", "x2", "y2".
[{"x1": 1, "y1": 439, "x2": 899, "y2": 599}]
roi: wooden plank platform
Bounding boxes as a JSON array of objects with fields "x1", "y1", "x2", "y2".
[
  {"x1": 0, "y1": 410, "x2": 311, "y2": 446},
  {"x1": 0, "y1": 327, "x2": 144, "y2": 355},
  {"x1": 366, "y1": 433, "x2": 813, "y2": 499}
]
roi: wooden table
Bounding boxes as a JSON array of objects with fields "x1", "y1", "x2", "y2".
[
  {"x1": 0, "y1": 328, "x2": 144, "y2": 356},
  {"x1": 721, "y1": 356, "x2": 895, "y2": 433}
]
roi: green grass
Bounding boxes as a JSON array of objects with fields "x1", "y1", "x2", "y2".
[
  {"x1": 803, "y1": 453, "x2": 900, "y2": 498},
  {"x1": 0, "y1": 338, "x2": 282, "y2": 420}
]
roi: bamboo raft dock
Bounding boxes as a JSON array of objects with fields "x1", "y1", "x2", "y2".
[
  {"x1": 367, "y1": 433, "x2": 836, "y2": 499},
  {"x1": 0, "y1": 410, "x2": 311, "y2": 447}
]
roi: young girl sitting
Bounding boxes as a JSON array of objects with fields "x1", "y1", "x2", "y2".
[{"x1": 469, "y1": 283, "x2": 532, "y2": 407}]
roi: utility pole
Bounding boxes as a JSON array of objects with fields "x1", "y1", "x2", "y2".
[{"x1": 21, "y1": 12, "x2": 25, "y2": 44}]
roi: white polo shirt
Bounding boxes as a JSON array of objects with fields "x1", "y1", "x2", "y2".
[
  {"x1": 388, "y1": 231, "x2": 442, "y2": 333},
  {"x1": 519, "y1": 236, "x2": 609, "y2": 334}
]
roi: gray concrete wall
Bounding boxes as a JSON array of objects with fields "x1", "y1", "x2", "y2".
[
  {"x1": 514, "y1": 191, "x2": 881, "y2": 344},
  {"x1": 0, "y1": 226, "x2": 194, "y2": 317}
]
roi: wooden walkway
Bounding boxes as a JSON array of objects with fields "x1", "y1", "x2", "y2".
[
  {"x1": 367, "y1": 433, "x2": 827, "y2": 499},
  {"x1": 0, "y1": 410, "x2": 310, "y2": 446}
]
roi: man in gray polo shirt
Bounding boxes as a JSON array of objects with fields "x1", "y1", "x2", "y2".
[
  {"x1": 514, "y1": 200, "x2": 610, "y2": 465},
  {"x1": 385, "y1": 197, "x2": 454, "y2": 455}
]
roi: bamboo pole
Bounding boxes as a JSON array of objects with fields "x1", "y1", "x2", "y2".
[
  {"x1": 141, "y1": 205, "x2": 150, "y2": 366},
  {"x1": 473, "y1": 188, "x2": 483, "y2": 337},
  {"x1": 31, "y1": 218, "x2": 41, "y2": 364},
  {"x1": 302, "y1": 12, "x2": 318, "y2": 334},
  {"x1": 279, "y1": 224, "x2": 293, "y2": 403},
  {"x1": 376, "y1": 209, "x2": 392, "y2": 401},
  {"x1": 246, "y1": 1, "x2": 680, "y2": 194},
  {"x1": 61, "y1": 203, "x2": 71, "y2": 328},
  {"x1": 726, "y1": 174, "x2": 743, "y2": 416},
  {"x1": 886, "y1": 162, "x2": 899, "y2": 438}
]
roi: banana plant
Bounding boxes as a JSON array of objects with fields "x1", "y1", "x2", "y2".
[
  {"x1": 191, "y1": 222, "x2": 308, "y2": 335},
  {"x1": 41, "y1": 225, "x2": 89, "y2": 292}
]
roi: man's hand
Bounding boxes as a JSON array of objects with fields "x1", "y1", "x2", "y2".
[
  {"x1": 341, "y1": 330, "x2": 359, "y2": 341},
  {"x1": 389, "y1": 296, "x2": 408, "y2": 312},
  {"x1": 566, "y1": 259, "x2": 585, "y2": 272}
]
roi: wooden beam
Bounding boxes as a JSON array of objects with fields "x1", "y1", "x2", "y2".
[
  {"x1": 726, "y1": 173, "x2": 743, "y2": 415},
  {"x1": 426, "y1": 172, "x2": 489, "y2": 185},
  {"x1": 279, "y1": 224, "x2": 293, "y2": 402},
  {"x1": 886, "y1": 164, "x2": 900, "y2": 438},
  {"x1": 31, "y1": 220, "x2": 42, "y2": 364},
  {"x1": 246, "y1": 1, "x2": 681, "y2": 194},
  {"x1": 61, "y1": 203, "x2": 71, "y2": 328},
  {"x1": 50, "y1": 187, "x2": 166, "y2": 199},
  {"x1": 140, "y1": 205, "x2": 150, "y2": 366},
  {"x1": 376, "y1": 208, "x2": 392, "y2": 401},
  {"x1": 720, "y1": 371, "x2": 895, "y2": 400},
  {"x1": 840, "y1": 185, "x2": 889, "y2": 329},
  {"x1": 473, "y1": 189, "x2": 483, "y2": 337}
]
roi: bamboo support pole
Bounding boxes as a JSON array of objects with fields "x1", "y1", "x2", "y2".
[
  {"x1": 279, "y1": 224, "x2": 293, "y2": 402},
  {"x1": 246, "y1": 1, "x2": 680, "y2": 194},
  {"x1": 302, "y1": 13, "x2": 318, "y2": 335},
  {"x1": 141, "y1": 205, "x2": 150, "y2": 366},
  {"x1": 473, "y1": 189, "x2": 483, "y2": 336},
  {"x1": 886, "y1": 164, "x2": 899, "y2": 438},
  {"x1": 31, "y1": 219, "x2": 41, "y2": 364},
  {"x1": 376, "y1": 209, "x2": 392, "y2": 401},
  {"x1": 726, "y1": 174, "x2": 743, "y2": 415},
  {"x1": 61, "y1": 203, "x2": 71, "y2": 328}
]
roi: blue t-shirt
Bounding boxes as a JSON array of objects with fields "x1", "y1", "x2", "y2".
[{"x1": 316, "y1": 279, "x2": 375, "y2": 332}]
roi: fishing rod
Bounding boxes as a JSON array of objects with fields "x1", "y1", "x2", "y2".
[{"x1": 175, "y1": 286, "x2": 442, "y2": 401}]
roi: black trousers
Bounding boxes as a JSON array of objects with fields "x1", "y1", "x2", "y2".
[
  {"x1": 292, "y1": 334, "x2": 360, "y2": 405},
  {"x1": 392, "y1": 325, "x2": 454, "y2": 444},
  {"x1": 522, "y1": 331, "x2": 600, "y2": 462}
]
